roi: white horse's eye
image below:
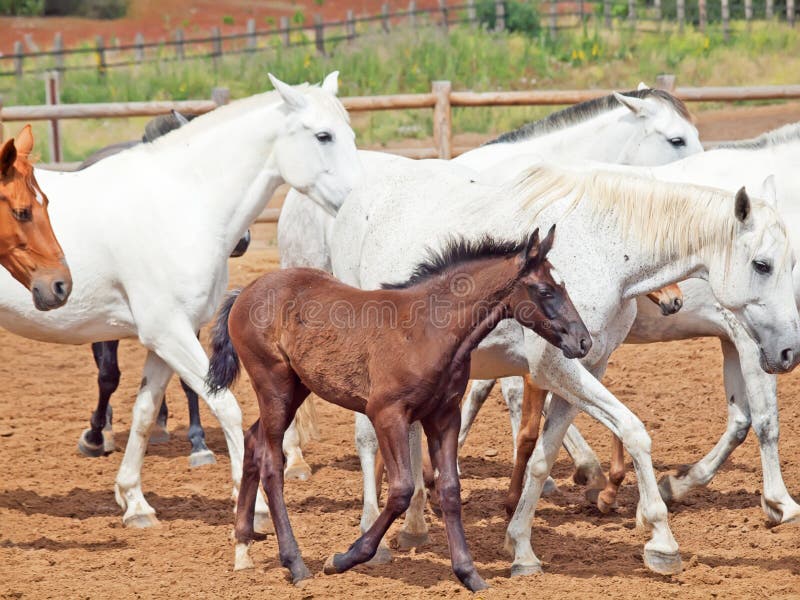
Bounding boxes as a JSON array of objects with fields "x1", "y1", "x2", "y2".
[
  {"x1": 315, "y1": 132, "x2": 333, "y2": 144},
  {"x1": 752, "y1": 260, "x2": 772, "y2": 275},
  {"x1": 668, "y1": 137, "x2": 686, "y2": 148}
]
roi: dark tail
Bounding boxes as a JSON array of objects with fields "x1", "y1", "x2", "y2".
[{"x1": 206, "y1": 290, "x2": 243, "y2": 394}]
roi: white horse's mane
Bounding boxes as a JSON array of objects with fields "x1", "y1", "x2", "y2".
[
  {"x1": 504, "y1": 165, "x2": 789, "y2": 265},
  {"x1": 716, "y1": 122, "x2": 800, "y2": 150}
]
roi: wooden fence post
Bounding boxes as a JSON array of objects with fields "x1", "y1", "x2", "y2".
[
  {"x1": 604, "y1": 0, "x2": 611, "y2": 28},
  {"x1": 346, "y1": 9, "x2": 356, "y2": 41},
  {"x1": 13, "y1": 41, "x2": 23, "y2": 78},
  {"x1": 578, "y1": 0, "x2": 584, "y2": 24},
  {"x1": 381, "y1": 3, "x2": 391, "y2": 32},
  {"x1": 134, "y1": 32, "x2": 144, "y2": 63},
  {"x1": 654, "y1": 0, "x2": 662, "y2": 23},
  {"x1": 211, "y1": 26, "x2": 222, "y2": 65},
  {"x1": 439, "y1": 0, "x2": 449, "y2": 30},
  {"x1": 495, "y1": 0, "x2": 506, "y2": 31},
  {"x1": 766, "y1": 0, "x2": 774, "y2": 18},
  {"x1": 789, "y1": 0, "x2": 796, "y2": 26},
  {"x1": 549, "y1": 0, "x2": 557, "y2": 37},
  {"x1": 721, "y1": 0, "x2": 730, "y2": 40},
  {"x1": 467, "y1": 0, "x2": 476, "y2": 25},
  {"x1": 211, "y1": 86, "x2": 231, "y2": 107},
  {"x1": 699, "y1": 0, "x2": 707, "y2": 32},
  {"x1": 745, "y1": 0, "x2": 752, "y2": 27},
  {"x1": 175, "y1": 28, "x2": 185, "y2": 60},
  {"x1": 45, "y1": 72, "x2": 62, "y2": 163},
  {"x1": 246, "y1": 18, "x2": 257, "y2": 51},
  {"x1": 408, "y1": 0, "x2": 417, "y2": 27},
  {"x1": 677, "y1": 0, "x2": 685, "y2": 31},
  {"x1": 628, "y1": 0, "x2": 636, "y2": 25},
  {"x1": 95, "y1": 35, "x2": 106, "y2": 76},
  {"x1": 54, "y1": 33, "x2": 64, "y2": 74},
  {"x1": 655, "y1": 73, "x2": 676, "y2": 92},
  {"x1": 314, "y1": 15, "x2": 325, "y2": 54},
  {"x1": 432, "y1": 81, "x2": 452, "y2": 160},
  {"x1": 280, "y1": 16, "x2": 290, "y2": 46}
]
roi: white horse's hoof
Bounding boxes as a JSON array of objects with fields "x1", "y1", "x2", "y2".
[
  {"x1": 284, "y1": 463, "x2": 312, "y2": 481},
  {"x1": 510, "y1": 562, "x2": 542, "y2": 577},
  {"x1": 395, "y1": 530, "x2": 430, "y2": 551},
  {"x1": 188, "y1": 449, "x2": 216, "y2": 468},
  {"x1": 541, "y1": 476, "x2": 559, "y2": 496},
  {"x1": 233, "y1": 542, "x2": 255, "y2": 571},
  {"x1": 643, "y1": 548, "x2": 682, "y2": 575},
  {"x1": 123, "y1": 513, "x2": 159, "y2": 529},
  {"x1": 253, "y1": 512, "x2": 274, "y2": 535},
  {"x1": 148, "y1": 425, "x2": 170, "y2": 445},
  {"x1": 77, "y1": 429, "x2": 105, "y2": 457},
  {"x1": 366, "y1": 544, "x2": 392, "y2": 565}
]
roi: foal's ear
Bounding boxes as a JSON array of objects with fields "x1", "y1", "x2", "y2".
[
  {"x1": 15, "y1": 124, "x2": 34, "y2": 157},
  {"x1": 734, "y1": 187, "x2": 751, "y2": 223},
  {"x1": 525, "y1": 224, "x2": 556, "y2": 270},
  {"x1": 268, "y1": 73, "x2": 309, "y2": 111},
  {"x1": 0, "y1": 138, "x2": 17, "y2": 177},
  {"x1": 321, "y1": 71, "x2": 340, "y2": 95},
  {"x1": 613, "y1": 92, "x2": 654, "y2": 118}
]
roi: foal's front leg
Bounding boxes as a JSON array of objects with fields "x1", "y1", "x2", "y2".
[
  {"x1": 423, "y1": 409, "x2": 488, "y2": 591},
  {"x1": 325, "y1": 411, "x2": 414, "y2": 574}
]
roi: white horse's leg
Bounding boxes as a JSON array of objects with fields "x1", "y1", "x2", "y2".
[
  {"x1": 114, "y1": 351, "x2": 173, "y2": 528},
  {"x1": 283, "y1": 419, "x2": 311, "y2": 481},
  {"x1": 397, "y1": 421, "x2": 430, "y2": 550},
  {"x1": 136, "y1": 321, "x2": 271, "y2": 531},
  {"x1": 355, "y1": 412, "x2": 392, "y2": 564},
  {"x1": 458, "y1": 379, "x2": 495, "y2": 449},
  {"x1": 508, "y1": 374, "x2": 680, "y2": 576}
]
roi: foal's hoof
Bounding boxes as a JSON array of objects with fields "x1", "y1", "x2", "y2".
[
  {"x1": 253, "y1": 512, "x2": 274, "y2": 535},
  {"x1": 462, "y1": 572, "x2": 490, "y2": 592},
  {"x1": 573, "y1": 463, "x2": 607, "y2": 490},
  {"x1": 395, "y1": 530, "x2": 430, "y2": 551},
  {"x1": 148, "y1": 425, "x2": 170, "y2": 445},
  {"x1": 188, "y1": 449, "x2": 217, "y2": 468},
  {"x1": 323, "y1": 553, "x2": 345, "y2": 575},
  {"x1": 585, "y1": 488, "x2": 615, "y2": 514},
  {"x1": 77, "y1": 429, "x2": 106, "y2": 458},
  {"x1": 366, "y1": 544, "x2": 393, "y2": 565},
  {"x1": 291, "y1": 564, "x2": 313, "y2": 586},
  {"x1": 123, "y1": 513, "x2": 159, "y2": 529},
  {"x1": 233, "y1": 542, "x2": 255, "y2": 571},
  {"x1": 284, "y1": 463, "x2": 312, "y2": 481},
  {"x1": 643, "y1": 548, "x2": 682, "y2": 575},
  {"x1": 510, "y1": 562, "x2": 543, "y2": 577}
]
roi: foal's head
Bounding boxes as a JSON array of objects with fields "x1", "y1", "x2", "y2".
[
  {"x1": 0, "y1": 125, "x2": 72, "y2": 310},
  {"x1": 509, "y1": 225, "x2": 591, "y2": 359}
]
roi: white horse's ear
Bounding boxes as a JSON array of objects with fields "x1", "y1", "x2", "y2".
[
  {"x1": 171, "y1": 110, "x2": 190, "y2": 126},
  {"x1": 637, "y1": 81, "x2": 650, "y2": 90},
  {"x1": 613, "y1": 92, "x2": 654, "y2": 118},
  {"x1": 735, "y1": 187, "x2": 751, "y2": 223},
  {"x1": 269, "y1": 73, "x2": 308, "y2": 111},
  {"x1": 321, "y1": 71, "x2": 340, "y2": 95},
  {"x1": 761, "y1": 174, "x2": 778, "y2": 208}
]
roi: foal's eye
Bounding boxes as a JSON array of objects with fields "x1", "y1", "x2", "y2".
[
  {"x1": 12, "y1": 207, "x2": 32, "y2": 222},
  {"x1": 315, "y1": 132, "x2": 333, "y2": 144},
  {"x1": 668, "y1": 137, "x2": 686, "y2": 148},
  {"x1": 752, "y1": 260, "x2": 772, "y2": 275},
  {"x1": 537, "y1": 286, "x2": 554, "y2": 299}
]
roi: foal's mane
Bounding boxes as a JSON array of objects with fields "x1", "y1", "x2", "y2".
[
  {"x1": 507, "y1": 165, "x2": 789, "y2": 265},
  {"x1": 382, "y1": 236, "x2": 525, "y2": 290},
  {"x1": 484, "y1": 89, "x2": 692, "y2": 146},
  {"x1": 715, "y1": 122, "x2": 800, "y2": 150}
]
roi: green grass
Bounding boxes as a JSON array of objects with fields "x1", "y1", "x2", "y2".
[{"x1": 2, "y1": 20, "x2": 800, "y2": 161}]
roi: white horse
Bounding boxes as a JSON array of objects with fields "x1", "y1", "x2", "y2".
[
  {"x1": 328, "y1": 159, "x2": 799, "y2": 576},
  {"x1": 0, "y1": 73, "x2": 361, "y2": 528},
  {"x1": 278, "y1": 87, "x2": 703, "y2": 480},
  {"x1": 464, "y1": 122, "x2": 800, "y2": 525}
]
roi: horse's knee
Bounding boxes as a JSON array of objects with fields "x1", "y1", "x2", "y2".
[
  {"x1": 619, "y1": 421, "x2": 651, "y2": 456},
  {"x1": 208, "y1": 393, "x2": 243, "y2": 427},
  {"x1": 608, "y1": 464, "x2": 626, "y2": 487},
  {"x1": 98, "y1": 363, "x2": 121, "y2": 396},
  {"x1": 437, "y1": 480, "x2": 462, "y2": 514},
  {"x1": 385, "y1": 482, "x2": 415, "y2": 516}
]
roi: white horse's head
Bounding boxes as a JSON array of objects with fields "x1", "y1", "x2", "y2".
[
  {"x1": 708, "y1": 183, "x2": 800, "y2": 373},
  {"x1": 612, "y1": 88, "x2": 703, "y2": 164},
  {"x1": 268, "y1": 72, "x2": 362, "y2": 212}
]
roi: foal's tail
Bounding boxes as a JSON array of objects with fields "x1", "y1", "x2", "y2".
[{"x1": 206, "y1": 290, "x2": 242, "y2": 394}]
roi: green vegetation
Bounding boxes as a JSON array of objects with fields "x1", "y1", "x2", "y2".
[
  {"x1": 2, "y1": 19, "x2": 799, "y2": 160},
  {"x1": 0, "y1": 0, "x2": 44, "y2": 15}
]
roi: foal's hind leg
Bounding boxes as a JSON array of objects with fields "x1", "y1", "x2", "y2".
[
  {"x1": 424, "y1": 408, "x2": 488, "y2": 591},
  {"x1": 586, "y1": 435, "x2": 625, "y2": 513},
  {"x1": 78, "y1": 341, "x2": 121, "y2": 457},
  {"x1": 233, "y1": 421, "x2": 268, "y2": 571},
  {"x1": 325, "y1": 410, "x2": 414, "y2": 575}
]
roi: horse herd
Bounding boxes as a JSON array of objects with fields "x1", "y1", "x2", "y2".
[{"x1": 2, "y1": 71, "x2": 800, "y2": 590}]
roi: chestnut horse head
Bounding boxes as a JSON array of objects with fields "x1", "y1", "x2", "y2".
[
  {"x1": 509, "y1": 225, "x2": 591, "y2": 359},
  {"x1": 0, "y1": 125, "x2": 72, "y2": 310}
]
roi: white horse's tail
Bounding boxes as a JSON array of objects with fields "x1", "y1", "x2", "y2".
[{"x1": 294, "y1": 397, "x2": 320, "y2": 447}]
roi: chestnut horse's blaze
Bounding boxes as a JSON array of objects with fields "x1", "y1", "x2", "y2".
[
  {"x1": 0, "y1": 125, "x2": 72, "y2": 310},
  {"x1": 207, "y1": 225, "x2": 590, "y2": 591}
]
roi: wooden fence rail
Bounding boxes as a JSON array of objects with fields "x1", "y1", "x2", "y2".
[{"x1": 2, "y1": 77, "x2": 800, "y2": 223}]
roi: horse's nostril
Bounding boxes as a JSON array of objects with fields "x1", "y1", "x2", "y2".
[
  {"x1": 52, "y1": 280, "x2": 67, "y2": 299},
  {"x1": 579, "y1": 337, "x2": 589, "y2": 353},
  {"x1": 673, "y1": 298, "x2": 682, "y2": 310},
  {"x1": 781, "y1": 348, "x2": 794, "y2": 367}
]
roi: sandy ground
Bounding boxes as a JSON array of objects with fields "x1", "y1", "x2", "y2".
[{"x1": 2, "y1": 106, "x2": 800, "y2": 599}]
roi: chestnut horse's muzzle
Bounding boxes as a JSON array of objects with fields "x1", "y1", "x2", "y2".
[
  {"x1": 30, "y1": 263, "x2": 72, "y2": 311},
  {"x1": 560, "y1": 322, "x2": 592, "y2": 360}
]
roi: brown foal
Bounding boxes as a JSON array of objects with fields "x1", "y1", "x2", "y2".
[
  {"x1": 207, "y1": 226, "x2": 591, "y2": 591},
  {"x1": 0, "y1": 125, "x2": 72, "y2": 309}
]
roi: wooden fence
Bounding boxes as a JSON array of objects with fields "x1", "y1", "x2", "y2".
[
  {"x1": 2, "y1": 75, "x2": 800, "y2": 222},
  {"x1": 2, "y1": 0, "x2": 798, "y2": 78}
]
